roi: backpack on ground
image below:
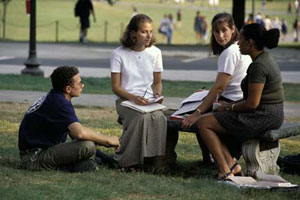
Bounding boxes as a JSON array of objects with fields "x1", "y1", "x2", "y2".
[{"x1": 277, "y1": 154, "x2": 300, "y2": 174}]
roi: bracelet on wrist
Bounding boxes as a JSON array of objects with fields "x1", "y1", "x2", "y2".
[
  {"x1": 196, "y1": 108, "x2": 202, "y2": 114},
  {"x1": 231, "y1": 104, "x2": 235, "y2": 111}
]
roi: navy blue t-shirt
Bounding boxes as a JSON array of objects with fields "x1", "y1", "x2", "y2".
[{"x1": 18, "y1": 90, "x2": 79, "y2": 150}]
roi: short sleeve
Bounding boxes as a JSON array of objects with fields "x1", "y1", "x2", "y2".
[
  {"x1": 54, "y1": 101, "x2": 79, "y2": 128},
  {"x1": 217, "y1": 45, "x2": 239, "y2": 75},
  {"x1": 153, "y1": 49, "x2": 163, "y2": 72},
  {"x1": 248, "y1": 63, "x2": 267, "y2": 83},
  {"x1": 110, "y1": 50, "x2": 122, "y2": 73}
]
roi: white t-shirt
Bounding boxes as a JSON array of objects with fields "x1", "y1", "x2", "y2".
[
  {"x1": 110, "y1": 46, "x2": 163, "y2": 99},
  {"x1": 218, "y1": 42, "x2": 252, "y2": 101}
]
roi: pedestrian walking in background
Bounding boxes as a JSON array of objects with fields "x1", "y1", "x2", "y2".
[
  {"x1": 176, "y1": 9, "x2": 182, "y2": 28},
  {"x1": 194, "y1": 11, "x2": 203, "y2": 44},
  {"x1": 158, "y1": 14, "x2": 169, "y2": 42},
  {"x1": 167, "y1": 13, "x2": 174, "y2": 45},
  {"x1": 245, "y1": 13, "x2": 254, "y2": 24},
  {"x1": 288, "y1": 1, "x2": 292, "y2": 14},
  {"x1": 131, "y1": 7, "x2": 138, "y2": 18},
  {"x1": 264, "y1": 15, "x2": 272, "y2": 30},
  {"x1": 281, "y1": 18, "x2": 288, "y2": 41},
  {"x1": 255, "y1": 12, "x2": 265, "y2": 27},
  {"x1": 293, "y1": 18, "x2": 299, "y2": 42},
  {"x1": 295, "y1": 0, "x2": 299, "y2": 14},
  {"x1": 262, "y1": 0, "x2": 266, "y2": 13},
  {"x1": 272, "y1": 17, "x2": 281, "y2": 31},
  {"x1": 74, "y1": 0, "x2": 96, "y2": 43},
  {"x1": 209, "y1": 0, "x2": 219, "y2": 9},
  {"x1": 201, "y1": 16, "x2": 208, "y2": 44}
]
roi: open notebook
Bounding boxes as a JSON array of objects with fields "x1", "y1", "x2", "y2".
[
  {"x1": 171, "y1": 90, "x2": 209, "y2": 118},
  {"x1": 120, "y1": 100, "x2": 167, "y2": 113},
  {"x1": 222, "y1": 173, "x2": 298, "y2": 189}
]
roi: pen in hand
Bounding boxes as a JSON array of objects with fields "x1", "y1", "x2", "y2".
[{"x1": 143, "y1": 89, "x2": 148, "y2": 98}]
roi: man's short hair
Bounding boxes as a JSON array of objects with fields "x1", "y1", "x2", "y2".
[{"x1": 50, "y1": 66, "x2": 79, "y2": 92}]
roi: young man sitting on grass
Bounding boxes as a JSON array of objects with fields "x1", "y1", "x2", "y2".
[{"x1": 18, "y1": 66, "x2": 120, "y2": 172}]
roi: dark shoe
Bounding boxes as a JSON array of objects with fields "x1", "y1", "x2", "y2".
[
  {"x1": 73, "y1": 159, "x2": 98, "y2": 173},
  {"x1": 95, "y1": 149, "x2": 118, "y2": 168}
]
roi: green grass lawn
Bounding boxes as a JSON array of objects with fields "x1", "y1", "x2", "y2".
[
  {"x1": 0, "y1": 0, "x2": 298, "y2": 44},
  {"x1": 1, "y1": 74, "x2": 300, "y2": 102},
  {"x1": 0, "y1": 102, "x2": 299, "y2": 199}
]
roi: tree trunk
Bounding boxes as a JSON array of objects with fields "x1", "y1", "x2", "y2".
[{"x1": 232, "y1": 0, "x2": 245, "y2": 31}]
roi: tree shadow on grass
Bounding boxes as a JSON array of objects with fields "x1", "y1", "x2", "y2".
[{"x1": 164, "y1": 160, "x2": 218, "y2": 179}]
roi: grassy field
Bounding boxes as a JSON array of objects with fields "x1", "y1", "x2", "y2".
[
  {"x1": 0, "y1": 74, "x2": 300, "y2": 102},
  {"x1": 0, "y1": 102, "x2": 300, "y2": 199},
  {"x1": 0, "y1": 0, "x2": 298, "y2": 44}
]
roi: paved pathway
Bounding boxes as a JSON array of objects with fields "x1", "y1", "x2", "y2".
[
  {"x1": 0, "y1": 42, "x2": 299, "y2": 118},
  {"x1": 0, "y1": 90, "x2": 299, "y2": 118},
  {"x1": 1, "y1": 64, "x2": 300, "y2": 83}
]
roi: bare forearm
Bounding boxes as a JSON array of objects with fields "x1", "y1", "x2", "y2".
[
  {"x1": 80, "y1": 127, "x2": 108, "y2": 145},
  {"x1": 196, "y1": 72, "x2": 230, "y2": 113},
  {"x1": 228, "y1": 83, "x2": 264, "y2": 112},
  {"x1": 69, "y1": 123, "x2": 120, "y2": 148},
  {"x1": 112, "y1": 86, "x2": 136, "y2": 101},
  {"x1": 198, "y1": 87, "x2": 222, "y2": 113},
  {"x1": 228, "y1": 100, "x2": 258, "y2": 112},
  {"x1": 153, "y1": 82, "x2": 162, "y2": 96}
]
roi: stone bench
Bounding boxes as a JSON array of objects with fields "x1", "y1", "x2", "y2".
[{"x1": 167, "y1": 116, "x2": 300, "y2": 177}]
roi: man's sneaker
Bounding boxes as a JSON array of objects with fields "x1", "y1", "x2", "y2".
[
  {"x1": 73, "y1": 159, "x2": 98, "y2": 173},
  {"x1": 95, "y1": 149, "x2": 118, "y2": 168}
]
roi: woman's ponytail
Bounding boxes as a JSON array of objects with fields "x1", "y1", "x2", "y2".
[
  {"x1": 263, "y1": 29, "x2": 280, "y2": 49},
  {"x1": 242, "y1": 23, "x2": 280, "y2": 50}
]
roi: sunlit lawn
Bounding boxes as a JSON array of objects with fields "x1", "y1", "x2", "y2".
[
  {"x1": 1, "y1": 0, "x2": 298, "y2": 45},
  {"x1": 0, "y1": 102, "x2": 299, "y2": 199}
]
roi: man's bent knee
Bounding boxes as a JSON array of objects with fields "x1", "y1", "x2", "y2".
[{"x1": 78, "y1": 141, "x2": 96, "y2": 160}]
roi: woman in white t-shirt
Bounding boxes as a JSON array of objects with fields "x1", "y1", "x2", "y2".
[
  {"x1": 181, "y1": 13, "x2": 251, "y2": 165},
  {"x1": 110, "y1": 14, "x2": 167, "y2": 171}
]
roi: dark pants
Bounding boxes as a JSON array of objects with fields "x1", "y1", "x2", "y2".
[{"x1": 20, "y1": 140, "x2": 96, "y2": 171}]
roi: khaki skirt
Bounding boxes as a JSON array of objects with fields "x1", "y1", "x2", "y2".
[{"x1": 114, "y1": 99, "x2": 167, "y2": 168}]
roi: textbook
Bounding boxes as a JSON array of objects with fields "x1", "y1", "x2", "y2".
[
  {"x1": 171, "y1": 90, "x2": 209, "y2": 117},
  {"x1": 223, "y1": 173, "x2": 298, "y2": 189},
  {"x1": 120, "y1": 100, "x2": 167, "y2": 113}
]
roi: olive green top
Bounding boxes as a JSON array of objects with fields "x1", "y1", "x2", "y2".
[{"x1": 241, "y1": 51, "x2": 284, "y2": 104}]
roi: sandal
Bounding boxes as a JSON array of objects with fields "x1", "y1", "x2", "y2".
[
  {"x1": 216, "y1": 171, "x2": 232, "y2": 181},
  {"x1": 230, "y1": 163, "x2": 242, "y2": 176}
]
